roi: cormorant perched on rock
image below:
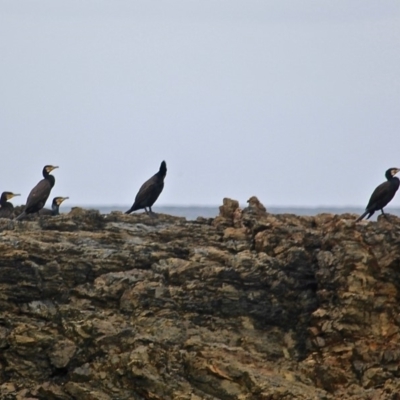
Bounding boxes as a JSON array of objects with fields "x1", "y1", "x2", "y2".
[
  {"x1": 0, "y1": 192, "x2": 20, "y2": 218},
  {"x1": 125, "y1": 160, "x2": 167, "y2": 216},
  {"x1": 39, "y1": 196, "x2": 69, "y2": 216},
  {"x1": 356, "y1": 167, "x2": 400, "y2": 222},
  {"x1": 16, "y1": 165, "x2": 59, "y2": 221}
]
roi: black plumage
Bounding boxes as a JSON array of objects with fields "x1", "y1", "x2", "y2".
[
  {"x1": 125, "y1": 160, "x2": 167, "y2": 216},
  {"x1": 356, "y1": 167, "x2": 400, "y2": 222},
  {"x1": 16, "y1": 165, "x2": 58, "y2": 220},
  {"x1": 0, "y1": 192, "x2": 20, "y2": 219},
  {"x1": 39, "y1": 196, "x2": 69, "y2": 216}
]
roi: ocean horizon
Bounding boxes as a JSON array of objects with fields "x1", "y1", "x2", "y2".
[{"x1": 59, "y1": 205, "x2": 400, "y2": 221}]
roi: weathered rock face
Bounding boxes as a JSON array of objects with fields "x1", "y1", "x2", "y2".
[{"x1": 1, "y1": 199, "x2": 400, "y2": 399}]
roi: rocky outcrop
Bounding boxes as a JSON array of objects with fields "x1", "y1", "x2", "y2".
[{"x1": 1, "y1": 200, "x2": 400, "y2": 399}]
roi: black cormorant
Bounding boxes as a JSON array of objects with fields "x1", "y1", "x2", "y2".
[
  {"x1": 16, "y1": 165, "x2": 59, "y2": 220},
  {"x1": 39, "y1": 196, "x2": 69, "y2": 216},
  {"x1": 356, "y1": 167, "x2": 400, "y2": 222},
  {"x1": 0, "y1": 192, "x2": 20, "y2": 218},
  {"x1": 125, "y1": 160, "x2": 167, "y2": 216}
]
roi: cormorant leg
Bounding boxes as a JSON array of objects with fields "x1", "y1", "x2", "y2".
[
  {"x1": 148, "y1": 207, "x2": 158, "y2": 218},
  {"x1": 144, "y1": 207, "x2": 149, "y2": 215},
  {"x1": 381, "y1": 209, "x2": 389, "y2": 220}
]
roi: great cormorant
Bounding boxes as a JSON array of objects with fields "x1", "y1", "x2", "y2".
[
  {"x1": 39, "y1": 196, "x2": 69, "y2": 216},
  {"x1": 356, "y1": 167, "x2": 400, "y2": 222},
  {"x1": 125, "y1": 160, "x2": 167, "y2": 216},
  {"x1": 0, "y1": 192, "x2": 20, "y2": 218},
  {"x1": 16, "y1": 165, "x2": 59, "y2": 220}
]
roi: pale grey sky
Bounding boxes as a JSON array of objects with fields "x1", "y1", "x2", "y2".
[{"x1": 1, "y1": 1, "x2": 399, "y2": 207}]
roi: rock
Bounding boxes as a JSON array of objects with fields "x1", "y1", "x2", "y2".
[
  {"x1": 219, "y1": 198, "x2": 240, "y2": 219},
  {"x1": 1, "y1": 203, "x2": 400, "y2": 399},
  {"x1": 35, "y1": 382, "x2": 71, "y2": 400},
  {"x1": 49, "y1": 339, "x2": 77, "y2": 369},
  {"x1": 213, "y1": 198, "x2": 240, "y2": 229}
]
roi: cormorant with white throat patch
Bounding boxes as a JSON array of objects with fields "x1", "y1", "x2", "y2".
[
  {"x1": 0, "y1": 192, "x2": 20, "y2": 218},
  {"x1": 16, "y1": 165, "x2": 59, "y2": 220},
  {"x1": 39, "y1": 196, "x2": 69, "y2": 216},
  {"x1": 356, "y1": 167, "x2": 400, "y2": 222}
]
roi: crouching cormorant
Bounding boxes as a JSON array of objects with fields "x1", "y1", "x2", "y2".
[
  {"x1": 356, "y1": 167, "x2": 400, "y2": 222},
  {"x1": 39, "y1": 196, "x2": 69, "y2": 216},
  {"x1": 125, "y1": 160, "x2": 167, "y2": 216},
  {"x1": 16, "y1": 165, "x2": 59, "y2": 220},
  {"x1": 0, "y1": 192, "x2": 20, "y2": 218}
]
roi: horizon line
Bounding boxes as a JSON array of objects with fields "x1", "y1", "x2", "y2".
[{"x1": 53, "y1": 203, "x2": 400, "y2": 209}]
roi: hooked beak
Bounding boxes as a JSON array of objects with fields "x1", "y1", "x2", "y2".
[{"x1": 58, "y1": 197, "x2": 69, "y2": 204}]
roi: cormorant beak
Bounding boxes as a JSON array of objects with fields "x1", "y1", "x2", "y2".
[
  {"x1": 57, "y1": 197, "x2": 69, "y2": 205},
  {"x1": 8, "y1": 193, "x2": 20, "y2": 200},
  {"x1": 394, "y1": 169, "x2": 400, "y2": 176},
  {"x1": 47, "y1": 165, "x2": 59, "y2": 172}
]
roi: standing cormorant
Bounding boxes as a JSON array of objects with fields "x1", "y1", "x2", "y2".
[
  {"x1": 16, "y1": 165, "x2": 59, "y2": 220},
  {"x1": 0, "y1": 192, "x2": 20, "y2": 218},
  {"x1": 39, "y1": 196, "x2": 69, "y2": 216},
  {"x1": 356, "y1": 167, "x2": 400, "y2": 222},
  {"x1": 125, "y1": 160, "x2": 167, "y2": 216}
]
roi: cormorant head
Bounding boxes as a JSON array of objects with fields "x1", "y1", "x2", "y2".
[
  {"x1": 52, "y1": 197, "x2": 69, "y2": 206},
  {"x1": 1, "y1": 192, "x2": 20, "y2": 202},
  {"x1": 159, "y1": 160, "x2": 167, "y2": 177},
  {"x1": 43, "y1": 165, "x2": 59, "y2": 174},
  {"x1": 6, "y1": 192, "x2": 20, "y2": 201},
  {"x1": 386, "y1": 168, "x2": 400, "y2": 180}
]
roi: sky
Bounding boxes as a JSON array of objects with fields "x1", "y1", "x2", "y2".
[{"x1": 1, "y1": 1, "x2": 399, "y2": 207}]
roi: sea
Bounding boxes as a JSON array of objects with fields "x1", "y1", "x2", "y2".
[{"x1": 61, "y1": 205, "x2": 400, "y2": 221}]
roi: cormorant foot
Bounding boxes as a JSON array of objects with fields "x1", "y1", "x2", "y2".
[{"x1": 149, "y1": 211, "x2": 158, "y2": 218}]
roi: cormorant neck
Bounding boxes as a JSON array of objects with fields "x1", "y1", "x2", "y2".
[
  {"x1": 0, "y1": 198, "x2": 12, "y2": 209},
  {"x1": 47, "y1": 175, "x2": 56, "y2": 188},
  {"x1": 51, "y1": 203, "x2": 59, "y2": 215},
  {"x1": 386, "y1": 174, "x2": 398, "y2": 182},
  {"x1": 385, "y1": 170, "x2": 396, "y2": 181}
]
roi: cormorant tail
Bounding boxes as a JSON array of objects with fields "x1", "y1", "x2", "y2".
[
  {"x1": 125, "y1": 204, "x2": 141, "y2": 214},
  {"x1": 15, "y1": 212, "x2": 27, "y2": 221},
  {"x1": 356, "y1": 210, "x2": 370, "y2": 222}
]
